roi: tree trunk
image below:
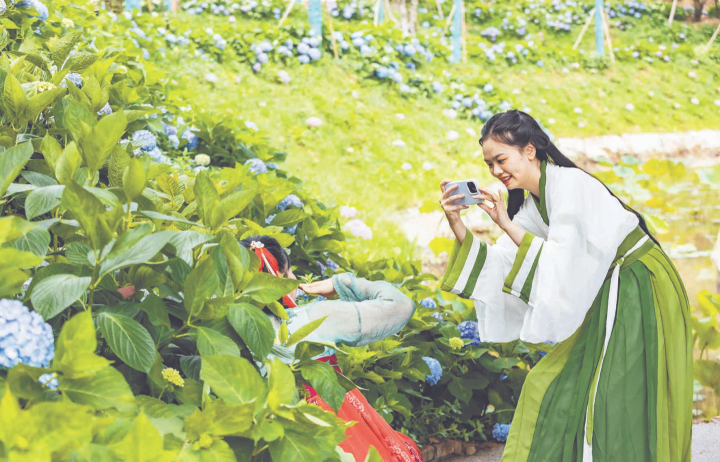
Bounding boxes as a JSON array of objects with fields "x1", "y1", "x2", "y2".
[
  {"x1": 104, "y1": 0, "x2": 124, "y2": 13},
  {"x1": 693, "y1": 0, "x2": 705, "y2": 22},
  {"x1": 409, "y1": 0, "x2": 419, "y2": 36},
  {"x1": 399, "y1": 0, "x2": 410, "y2": 36}
]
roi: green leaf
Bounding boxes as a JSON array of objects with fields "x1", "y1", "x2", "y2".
[
  {"x1": 179, "y1": 439, "x2": 237, "y2": 462},
  {"x1": 0, "y1": 141, "x2": 33, "y2": 197},
  {"x1": 6, "y1": 363, "x2": 46, "y2": 400},
  {"x1": 13, "y1": 226, "x2": 50, "y2": 258},
  {"x1": 167, "y1": 231, "x2": 214, "y2": 266},
  {"x1": 111, "y1": 413, "x2": 167, "y2": 462},
  {"x1": 200, "y1": 355, "x2": 267, "y2": 406},
  {"x1": 267, "y1": 357, "x2": 296, "y2": 410},
  {"x1": 4, "y1": 73, "x2": 27, "y2": 120},
  {"x1": 31, "y1": 274, "x2": 91, "y2": 320},
  {"x1": 63, "y1": 99, "x2": 95, "y2": 153},
  {"x1": 195, "y1": 326, "x2": 241, "y2": 357},
  {"x1": 194, "y1": 172, "x2": 219, "y2": 228},
  {"x1": 123, "y1": 157, "x2": 148, "y2": 202},
  {"x1": 24, "y1": 86, "x2": 66, "y2": 122},
  {"x1": 99, "y1": 230, "x2": 176, "y2": 278},
  {"x1": 286, "y1": 315, "x2": 329, "y2": 347},
  {"x1": 55, "y1": 311, "x2": 96, "y2": 360},
  {"x1": 108, "y1": 145, "x2": 130, "y2": 188},
  {"x1": 55, "y1": 142, "x2": 82, "y2": 185},
  {"x1": 210, "y1": 186, "x2": 257, "y2": 229},
  {"x1": 300, "y1": 361, "x2": 345, "y2": 412},
  {"x1": 67, "y1": 444, "x2": 119, "y2": 462},
  {"x1": 139, "y1": 292, "x2": 171, "y2": 328},
  {"x1": 268, "y1": 209, "x2": 307, "y2": 227},
  {"x1": 65, "y1": 241, "x2": 94, "y2": 267},
  {"x1": 83, "y1": 111, "x2": 127, "y2": 173},
  {"x1": 62, "y1": 180, "x2": 121, "y2": 251},
  {"x1": 694, "y1": 359, "x2": 720, "y2": 395},
  {"x1": 183, "y1": 399, "x2": 254, "y2": 440},
  {"x1": 175, "y1": 377, "x2": 203, "y2": 407},
  {"x1": 140, "y1": 210, "x2": 200, "y2": 228},
  {"x1": 219, "y1": 232, "x2": 249, "y2": 291},
  {"x1": 25, "y1": 185, "x2": 64, "y2": 219},
  {"x1": 52, "y1": 32, "x2": 82, "y2": 67},
  {"x1": 242, "y1": 272, "x2": 299, "y2": 304},
  {"x1": 64, "y1": 52, "x2": 98, "y2": 72},
  {"x1": 59, "y1": 366, "x2": 136, "y2": 411},
  {"x1": 364, "y1": 447, "x2": 383, "y2": 462},
  {"x1": 21, "y1": 171, "x2": 57, "y2": 187},
  {"x1": 96, "y1": 312, "x2": 156, "y2": 373},
  {"x1": 227, "y1": 303, "x2": 274, "y2": 360},
  {"x1": 184, "y1": 256, "x2": 219, "y2": 320}
]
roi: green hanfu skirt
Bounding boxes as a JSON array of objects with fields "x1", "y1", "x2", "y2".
[{"x1": 503, "y1": 228, "x2": 693, "y2": 462}]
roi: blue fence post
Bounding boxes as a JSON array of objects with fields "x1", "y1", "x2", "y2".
[
  {"x1": 451, "y1": 0, "x2": 463, "y2": 63},
  {"x1": 165, "y1": 0, "x2": 172, "y2": 11},
  {"x1": 595, "y1": 0, "x2": 604, "y2": 55},
  {"x1": 308, "y1": 0, "x2": 322, "y2": 38},
  {"x1": 376, "y1": 0, "x2": 384, "y2": 24},
  {"x1": 125, "y1": 0, "x2": 142, "y2": 11}
]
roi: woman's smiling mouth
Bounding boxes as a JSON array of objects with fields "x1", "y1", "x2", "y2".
[{"x1": 500, "y1": 175, "x2": 512, "y2": 185}]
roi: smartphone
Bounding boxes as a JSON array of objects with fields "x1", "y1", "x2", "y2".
[{"x1": 443, "y1": 180, "x2": 485, "y2": 206}]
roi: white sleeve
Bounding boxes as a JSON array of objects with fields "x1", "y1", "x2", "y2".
[
  {"x1": 439, "y1": 204, "x2": 542, "y2": 343},
  {"x1": 503, "y1": 169, "x2": 638, "y2": 343}
]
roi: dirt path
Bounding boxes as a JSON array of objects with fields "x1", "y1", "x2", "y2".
[{"x1": 442, "y1": 421, "x2": 720, "y2": 462}]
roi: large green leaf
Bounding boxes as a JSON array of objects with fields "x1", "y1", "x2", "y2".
[
  {"x1": 178, "y1": 439, "x2": 237, "y2": 462},
  {"x1": 99, "y1": 230, "x2": 176, "y2": 278},
  {"x1": 241, "y1": 272, "x2": 299, "y2": 304},
  {"x1": 83, "y1": 111, "x2": 127, "y2": 173},
  {"x1": 55, "y1": 142, "x2": 82, "y2": 185},
  {"x1": 269, "y1": 210, "x2": 307, "y2": 227},
  {"x1": 227, "y1": 303, "x2": 274, "y2": 360},
  {"x1": 267, "y1": 357, "x2": 296, "y2": 410},
  {"x1": 0, "y1": 141, "x2": 33, "y2": 197},
  {"x1": 13, "y1": 226, "x2": 50, "y2": 258},
  {"x1": 184, "y1": 256, "x2": 219, "y2": 320},
  {"x1": 25, "y1": 86, "x2": 66, "y2": 122},
  {"x1": 195, "y1": 326, "x2": 241, "y2": 357},
  {"x1": 183, "y1": 399, "x2": 254, "y2": 440},
  {"x1": 40, "y1": 134, "x2": 62, "y2": 173},
  {"x1": 166, "y1": 231, "x2": 214, "y2": 266},
  {"x1": 52, "y1": 32, "x2": 82, "y2": 67},
  {"x1": 3, "y1": 73, "x2": 27, "y2": 120},
  {"x1": 200, "y1": 355, "x2": 266, "y2": 406},
  {"x1": 64, "y1": 51, "x2": 98, "y2": 73},
  {"x1": 123, "y1": 156, "x2": 148, "y2": 202},
  {"x1": 96, "y1": 312, "x2": 156, "y2": 373},
  {"x1": 31, "y1": 274, "x2": 91, "y2": 320},
  {"x1": 59, "y1": 366, "x2": 135, "y2": 411},
  {"x1": 194, "y1": 172, "x2": 219, "y2": 228},
  {"x1": 694, "y1": 359, "x2": 720, "y2": 395},
  {"x1": 210, "y1": 186, "x2": 257, "y2": 229},
  {"x1": 219, "y1": 232, "x2": 250, "y2": 291},
  {"x1": 110, "y1": 413, "x2": 167, "y2": 461},
  {"x1": 61, "y1": 180, "x2": 120, "y2": 251},
  {"x1": 25, "y1": 185, "x2": 64, "y2": 219},
  {"x1": 299, "y1": 361, "x2": 345, "y2": 412},
  {"x1": 286, "y1": 315, "x2": 329, "y2": 347}
]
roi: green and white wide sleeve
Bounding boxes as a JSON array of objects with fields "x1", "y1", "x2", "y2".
[
  {"x1": 501, "y1": 168, "x2": 640, "y2": 344},
  {"x1": 440, "y1": 231, "x2": 531, "y2": 342}
]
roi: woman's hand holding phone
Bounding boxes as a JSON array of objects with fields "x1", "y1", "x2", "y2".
[{"x1": 440, "y1": 180, "x2": 470, "y2": 244}]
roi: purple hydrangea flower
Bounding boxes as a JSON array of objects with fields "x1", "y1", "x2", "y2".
[
  {"x1": 458, "y1": 321, "x2": 481, "y2": 347},
  {"x1": 493, "y1": 423, "x2": 510, "y2": 442}
]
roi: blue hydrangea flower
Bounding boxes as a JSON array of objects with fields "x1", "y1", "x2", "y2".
[
  {"x1": 493, "y1": 423, "x2": 510, "y2": 442},
  {"x1": 298, "y1": 55, "x2": 310, "y2": 65},
  {"x1": 164, "y1": 123, "x2": 178, "y2": 136},
  {"x1": 16, "y1": 0, "x2": 48, "y2": 20},
  {"x1": 0, "y1": 299, "x2": 54, "y2": 369},
  {"x1": 132, "y1": 130, "x2": 157, "y2": 151},
  {"x1": 181, "y1": 129, "x2": 198, "y2": 150},
  {"x1": 422, "y1": 356, "x2": 442, "y2": 386},
  {"x1": 266, "y1": 162, "x2": 279, "y2": 170},
  {"x1": 420, "y1": 298, "x2": 436, "y2": 309},
  {"x1": 0, "y1": 1, "x2": 6, "y2": 14},
  {"x1": 245, "y1": 158, "x2": 267, "y2": 174},
  {"x1": 500, "y1": 373, "x2": 508, "y2": 381},
  {"x1": 431, "y1": 311, "x2": 444, "y2": 322},
  {"x1": 97, "y1": 103, "x2": 113, "y2": 116},
  {"x1": 265, "y1": 213, "x2": 276, "y2": 225},
  {"x1": 458, "y1": 321, "x2": 481, "y2": 347},
  {"x1": 278, "y1": 194, "x2": 303, "y2": 211},
  {"x1": 64, "y1": 73, "x2": 83, "y2": 88},
  {"x1": 325, "y1": 258, "x2": 339, "y2": 271},
  {"x1": 283, "y1": 225, "x2": 298, "y2": 235}
]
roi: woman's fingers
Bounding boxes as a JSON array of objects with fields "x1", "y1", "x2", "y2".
[{"x1": 441, "y1": 183, "x2": 458, "y2": 199}]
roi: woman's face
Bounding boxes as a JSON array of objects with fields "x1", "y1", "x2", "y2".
[{"x1": 482, "y1": 138, "x2": 539, "y2": 191}]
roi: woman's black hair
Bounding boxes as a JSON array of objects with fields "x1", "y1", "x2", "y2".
[
  {"x1": 479, "y1": 110, "x2": 660, "y2": 247},
  {"x1": 239, "y1": 235, "x2": 291, "y2": 274}
]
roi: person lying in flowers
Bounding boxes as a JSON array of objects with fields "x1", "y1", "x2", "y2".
[
  {"x1": 237, "y1": 235, "x2": 424, "y2": 462},
  {"x1": 439, "y1": 110, "x2": 691, "y2": 461}
]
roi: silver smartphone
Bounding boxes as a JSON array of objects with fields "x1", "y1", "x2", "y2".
[{"x1": 443, "y1": 179, "x2": 484, "y2": 206}]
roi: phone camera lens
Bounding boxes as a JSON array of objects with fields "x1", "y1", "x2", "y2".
[{"x1": 467, "y1": 182, "x2": 477, "y2": 194}]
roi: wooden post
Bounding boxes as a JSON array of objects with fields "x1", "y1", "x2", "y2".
[
  {"x1": 278, "y1": 0, "x2": 296, "y2": 27},
  {"x1": 443, "y1": 3, "x2": 456, "y2": 34},
  {"x1": 146, "y1": 0, "x2": 153, "y2": 13},
  {"x1": 595, "y1": 0, "x2": 604, "y2": 55},
  {"x1": 461, "y1": 0, "x2": 467, "y2": 63},
  {"x1": 601, "y1": 9, "x2": 615, "y2": 64},
  {"x1": 668, "y1": 0, "x2": 678, "y2": 26},
  {"x1": 436, "y1": 0, "x2": 444, "y2": 19},
  {"x1": 384, "y1": 0, "x2": 398, "y2": 24},
  {"x1": 325, "y1": 1, "x2": 339, "y2": 58},
  {"x1": 706, "y1": 20, "x2": 720, "y2": 53},
  {"x1": 573, "y1": 8, "x2": 595, "y2": 49}
]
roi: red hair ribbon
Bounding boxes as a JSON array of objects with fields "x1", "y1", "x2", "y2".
[{"x1": 250, "y1": 241, "x2": 297, "y2": 308}]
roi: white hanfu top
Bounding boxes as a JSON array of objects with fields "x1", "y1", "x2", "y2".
[{"x1": 440, "y1": 162, "x2": 639, "y2": 344}]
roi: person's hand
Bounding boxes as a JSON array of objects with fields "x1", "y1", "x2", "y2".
[
  {"x1": 439, "y1": 180, "x2": 469, "y2": 225},
  {"x1": 476, "y1": 188, "x2": 511, "y2": 230},
  {"x1": 299, "y1": 279, "x2": 337, "y2": 297}
]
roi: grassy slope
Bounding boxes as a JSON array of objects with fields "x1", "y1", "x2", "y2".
[{"x1": 166, "y1": 13, "x2": 720, "y2": 259}]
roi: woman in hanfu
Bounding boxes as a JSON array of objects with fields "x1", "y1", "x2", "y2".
[
  {"x1": 438, "y1": 110, "x2": 692, "y2": 462},
  {"x1": 239, "y1": 235, "x2": 424, "y2": 462}
]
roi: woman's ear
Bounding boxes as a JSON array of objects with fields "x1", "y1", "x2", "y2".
[{"x1": 525, "y1": 143, "x2": 536, "y2": 161}]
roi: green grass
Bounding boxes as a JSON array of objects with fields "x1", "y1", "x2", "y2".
[{"x1": 162, "y1": 13, "x2": 720, "y2": 259}]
